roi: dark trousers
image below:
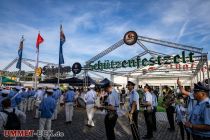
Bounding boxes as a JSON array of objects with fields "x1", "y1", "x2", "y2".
[
  {"x1": 131, "y1": 111, "x2": 139, "y2": 140},
  {"x1": 152, "y1": 107, "x2": 157, "y2": 130},
  {"x1": 104, "y1": 112, "x2": 118, "y2": 140},
  {"x1": 144, "y1": 110, "x2": 153, "y2": 136},
  {"x1": 132, "y1": 111, "x2": 139, "y2": 128},
  {"x1": 178, "y1": 122, "x2": 190, "y2": 140},
  {"x1": 166, "y1": 106, "x2": 175, "y2": 129}
]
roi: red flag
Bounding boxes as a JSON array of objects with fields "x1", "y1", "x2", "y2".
[{"x1": 36, "y1": 33, "x2": 44, "y2": 48}]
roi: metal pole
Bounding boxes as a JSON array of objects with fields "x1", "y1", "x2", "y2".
[
  {"x1": 205, "y1": 54, "x2": 210, "y2": 96},
  {"x1": 202, "y1": 68, "x2": 205, "y2": 84},
  {"x1": 57, "y1": 64, "x2": 60, "y2": 87},
  {"x1": 200, "y1": 70, "x2": 202, "y2": 82},
  {"x1": 34, "y1": 48, "x2": 39, "y2": 89},
  {"x1": 196, "y1": 74, "x2": 198, "y2": 83},
  {"x1": 201, "y1": 54, "x2": 205, "y2": 84},
  {"x1": 18, "y1": 69, "x2": 21, "y2": 85}
]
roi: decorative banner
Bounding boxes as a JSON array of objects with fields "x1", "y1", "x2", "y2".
[
  {"x1": 123, "y1": 31, "x2": 138, "y2": 45},
  {"x1": 72, "y1": 62, "x2": 82, "y2": 74},
  {"x1": 90, "y1": 51, "x2": 195, "y2": 70},
  {"x1": 42, "y1": 66, "x2": 71, "y2": 76},
  {"x1": 0, "y1": 71, "x2": 26, "y2": 77}
]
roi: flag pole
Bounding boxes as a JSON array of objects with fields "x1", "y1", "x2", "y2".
[
  {"x1": 57, "y1": 25, "x2": 60, "y2": 87},
  {"x1": 35, "y1": 47, "x2": 39, "y2": 89},
  {"x1": 34, "y1": 32, "x2": 44, "y2": 89},
  {"x1": 57, "y1": 64, "x2": 60, "y2": 87},
  {"x1": 57, "y1": 24, "x2": 65, "y2": 87}
]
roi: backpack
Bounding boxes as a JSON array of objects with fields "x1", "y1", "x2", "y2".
[{"x1": 3, "y1": 108, "x2": 21, "y2": 130}]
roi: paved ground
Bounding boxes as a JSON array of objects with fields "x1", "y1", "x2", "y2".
[{"x1": 16, "y1": 107, "x2": 188, "y2": 140}]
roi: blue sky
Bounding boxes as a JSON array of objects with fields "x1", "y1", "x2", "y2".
[{"x1": 0, "y1": 0, "x2": 210, "y2": 71}]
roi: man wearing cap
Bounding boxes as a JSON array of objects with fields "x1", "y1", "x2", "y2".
[
  {"x1": 64, "y1": 86, "x2": 76, "y2": 124},
  {"x1": 8, "y1": 87, "x2": 17, "y2": 99},
  {"x1": 34, "y1": 87, "x2": 45, "y2": 119},
  {"x1": 177, "y1": 78, "x2": 197, "y2": 117},
  {"x1": 177, "y1": 78, "x2": 198, "y2": 138},
  {"x1": 38, "y1": 89, "x2": 56, "y2": 140},
  {"x1": 103, "y1": 81, "x2": 119, "y2": 140},
  {"x1": 141, "y1": 84, "x2": 153, "y2": 139},
  {"x1": 163, "y1": 86, "x2": 176, "y2": 131},
  {"x1": 9, "y1": 87, "x2": 21, "y2": 109},
  {"x1": 27, "y1": 87, "x2": 36, "y2": 112},
  {"x1": 184, "y1": 83, "x2": 210, "y2": 140},
  {"x1": 127, "y1": 81, "x2": 140, "y2": 139},
  {"x1": 19, "y1": 88, "x2": 28, "y2": 113},
  {"x1": 52, "y1": 87, "x2": 61, "y2": 120},
  {"x1": 84, "y1": 84, "x2": 97, "y2": 127},
  {"x1": 151, "y1": 88, "x2": 158, "y2": 131}
]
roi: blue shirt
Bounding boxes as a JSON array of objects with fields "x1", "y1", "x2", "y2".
[
  {"x1": 152, "y1": 92, "x2": 158, "y2": 107},
  {"x1": 8, "y1": 90, "x2": 16, "y2": 98},
  {"x1": 85, "y1": 89, "x2": 96, "y2": 104},
  {"x1": 175, "y1": 104, "x2": 186, "y2": 123},
  {"x1": 31, "y1": 90, "x2": 36, "y2": 96},
  {"x1": 107, "y1": 89, "x2": 119, "y2": 110},
  {"x1": 15, "y1": 93, "x2": 22, "y2": 105},
  {"x1": 52, "y1": 90, "x2": 61, "y2": 101},
  {"x1": 11, "y1": 97, "x2": 17, "y2": 108},
  {"x1": 28, "y1": 90, "x2": 35, "y2": 97},
  {"x1": 129, "y1": 89, "x2": 140, "y2": 111},
  {"x1": 39, "y1": 96, "x2": 56, "y2": 118},
  {"x1": 187, "y1": 92, "x2": 197, "y2": 115},
  {"x1": 21, "y1": 91, "x2": 28, "y2": 99},
  {"x1": 189, "y1": 98, "x2": 210, "y2": 137},
  {"x1": 65, "y1": 90, "x2": 75, "y2": 102}
]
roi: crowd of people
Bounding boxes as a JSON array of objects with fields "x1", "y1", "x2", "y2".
[{"x1": 0, "y1": 77, "x2": 209, "y2": 140}]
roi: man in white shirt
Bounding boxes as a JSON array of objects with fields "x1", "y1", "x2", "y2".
[
  {"x1": 84, "y1": 84, "x2": 97, "y2": 127},
  {"x1": 151, "y1": 89, "x2": 158, "y2": 131},
  {"x1": 34, "y1": 87, "x2": 45, "y2": 119},
  {"x1": 127, "y1": 81, "x2": 140, "y2": 140},
  {"x1": 141, "y1": 84, "x2": 153, "y2": 139}
]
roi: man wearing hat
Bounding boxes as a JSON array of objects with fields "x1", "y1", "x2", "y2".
[
  {"x1": 177, "y1": 78, "x2": 197, "y2": 117},
  {"x1": 38, "y1": 89, "x2": 56, "y2": 140},
  {"x1": 34, "y1": 87, "x2": 45, "y2": 119},
  {"x1": 64, "y1": 86, "x2": 76, "y2": 124},
  {"x1": 84, "y1": 84, "x2": 97, "y2": 127},
  {"x1": 102, "y1": 81, "x2": 119, "y2": 140},
  {"x1": 27, "y1": 87, "x2": 36, "y2": 112},
  {"x1": 184, "y1": 83, "x2": 210, "y2": 140},
  {"x1": 141, "y1": 84, "x2": 153, "y2": 139},
  {"x1": 9, "y1": 87, "x2": 21, "y2": 109},
  {"x1": 127, "y1": 81, "x2": 140, "y2": 140},
  {"x1": 52, "y1": 87, "x2": 61, "y2": 120},
  {"x1": 19, "y1": 88, "x2": 28, "y2": 113}
]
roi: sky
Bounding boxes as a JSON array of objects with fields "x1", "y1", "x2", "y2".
[{"x1": 0, "y1": 0, "x2": 210, "y2": 72}]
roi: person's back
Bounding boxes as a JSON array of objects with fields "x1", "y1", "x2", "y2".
[
  {"x1": 39, "y1": 95, "x2": 56, "y2": 118},
  {"x1": 0, "y1": 98, "x2": 26, "y2": 131},
  {"x1": 110, "y1": 89, "x2": 120, "y2": 110},
  {"x1": 35, "y1": 89, "x2": 44, "y2": 101},
  {"x1": 65, "y1": 90, "x2": 75, "y2": 102},
  {"x1": 85, "y1": 89, "x2": 96, "y2": 104}
]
